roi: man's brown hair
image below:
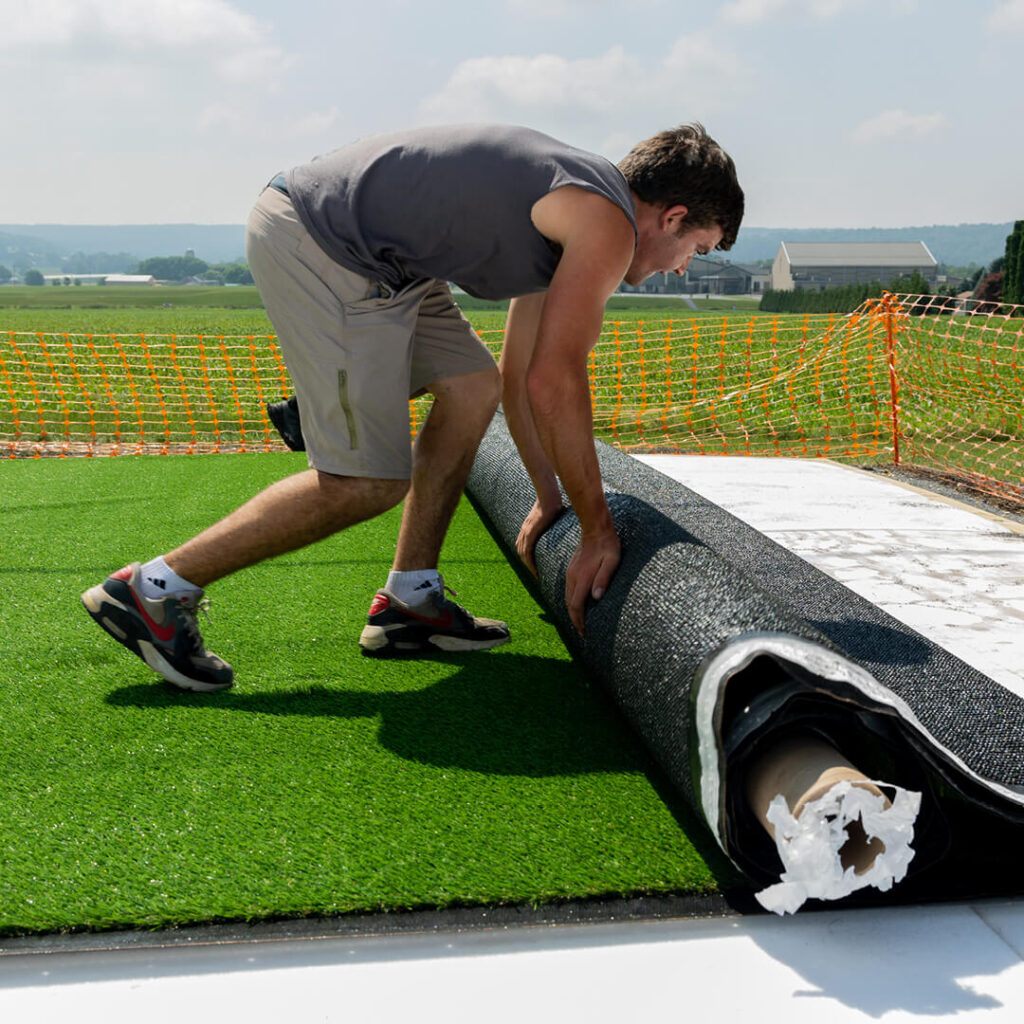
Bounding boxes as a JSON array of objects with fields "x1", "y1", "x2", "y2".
[{"x1": 618, "y1": 124, "x2": 744, "y2": 250}]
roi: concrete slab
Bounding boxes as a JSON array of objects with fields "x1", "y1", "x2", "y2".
[
  {"x1": 635, "y1": 455, "x2": 1024, "y2": 698},
  {"x1": 2, "y1": 900, "x2": 1023, "y2": 1022}
]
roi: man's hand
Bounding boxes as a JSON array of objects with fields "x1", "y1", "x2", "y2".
[
  {"x1": 566, "y1": 526, "x2": 621, "y2": 635},
  {"x1": 516, "y1": 497, "x2": 565, "y2": 577}
]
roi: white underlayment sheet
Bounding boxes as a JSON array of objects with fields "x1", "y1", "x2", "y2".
[{"x1": 634, "y1": 456, "x2": 1024, "y2": 700}]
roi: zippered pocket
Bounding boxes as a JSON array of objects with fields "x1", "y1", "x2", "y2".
[{"x1": 337, "y1": 369, "x2": 358, "y2": 450}]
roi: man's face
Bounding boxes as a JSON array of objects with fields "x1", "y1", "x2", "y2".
[{"x1": 625, "y1": 206, "x2": 723, "y2": 286}]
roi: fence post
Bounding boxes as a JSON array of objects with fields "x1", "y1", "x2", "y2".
[{"x1": 883, "y1": 293, "x2": 902, "y2": 466}]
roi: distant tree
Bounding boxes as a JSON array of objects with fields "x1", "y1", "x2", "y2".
[
  {"x1": 759, "y1": 279, "x2": 884, "y2": 314},
  {"x1": 1003, "y1": 221, "x2": 1024, "y2": 307},
  {"x1": 0, "y1": 265, "x2": 11, "y2": 283},
  {"x1": 965, "y1": 265, "x2": 986, "y2": 290},
  {"x1": 1014, "y1": 224, "x2": 1024, "y2": 306},
  {"x1": 973, "y1": 270, "x2": 1003, "y2": 312},
  {"x1": 888, "y1": 270, "x2": 931, "y2": 296},
  {"x1": 222, "y1": 263, "x2": 254, "y2": 285},
  {"x1": 24, "y1": 269, "x2": 44, "y2": 286},
  {"x1": 64, "y1": 250, "x2": 136, "y2": 275},
  {"x1": 136, "y1": 255, "x2": 209, "y2": 281},
  {"x1": 1003, "y1": 227, "x2": 1018, "y2": 305}
]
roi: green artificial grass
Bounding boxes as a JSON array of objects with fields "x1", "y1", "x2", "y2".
[{"x1": 0, "y1": 453, "x2": 729, "y2": 937}]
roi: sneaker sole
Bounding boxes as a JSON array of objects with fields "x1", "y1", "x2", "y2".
[
  {"x1": 359, "y1": 623, "x2": 510, "y2": 657},
  {"x1": 81, "y1": 585, "x2": 233, "y2": 693}
]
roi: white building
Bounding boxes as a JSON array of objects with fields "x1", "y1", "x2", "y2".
[
  {"x1": 41, "y1": 273, "x2": 108, "y2": 285},
  {"x1": 771, "y1": 241, "x2": 938, "y2": 291},
  {"x1": 103, "y1": 274, "x2": 157, "y2": 286}
]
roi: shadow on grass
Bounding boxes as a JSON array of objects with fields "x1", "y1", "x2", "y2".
[
  {"x1": 104, "y1": 652, "x2": 749, "y2": 898},
  {"x1": 105, "y1": 653, "x2": 647, "y2": 778}
]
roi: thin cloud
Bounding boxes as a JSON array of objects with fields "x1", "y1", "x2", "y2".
[
  {"x1": 506, "y1": 0, "x2": 622, "y2": 16},
  {"x1": 988, "y1": 0, "x2": 1024, "y2": 31},
  {"x1": 419, "y1": 35, "x2": 747, "y2": 134},
  {"x1": 506, "y1": 0, "x2": 665, "y2": 16},
  {"x1": 0, "y1": 0, "x2": 287, "y2": 82},
  {"x1": 852, "y1": 109, "x2": 945, "y2": 144},
  {"x1": 720, "y1": 0, "x2": 861, "y2": 24}
]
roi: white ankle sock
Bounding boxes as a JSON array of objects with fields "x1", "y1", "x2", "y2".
[
  {"x1": 139, "y1": 556, "x2": 202, "y2": 600},
  {"x1": 386, "y1": 569, "x2": 441, "y2": 604}
]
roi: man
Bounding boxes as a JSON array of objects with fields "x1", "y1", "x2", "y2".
[{"x1": 82, "y1": 123, "x2": 743, "y2": 692}]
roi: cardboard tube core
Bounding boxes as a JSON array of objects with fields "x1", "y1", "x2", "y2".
[{"x1": 747, "y1": 736, "x2": 892, "y2": 876}]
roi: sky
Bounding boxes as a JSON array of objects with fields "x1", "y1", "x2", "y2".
[{"x1": 1, "y1": 0, "x2": 1021, "y2": 229}]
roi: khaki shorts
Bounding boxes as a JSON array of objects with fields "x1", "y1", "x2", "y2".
[{"x1": 245, "y1": 186, "x2": 497, "y2": 478}]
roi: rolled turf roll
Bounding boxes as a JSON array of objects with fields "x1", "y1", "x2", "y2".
[{"x1": 466, "y1": 411, "x2": 1024, "y2": 906}]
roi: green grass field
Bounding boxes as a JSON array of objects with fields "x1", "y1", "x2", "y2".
[
  {"x1": 0, "y1": 285, "x2": 268, "y2": 312},
  {"x1": 0, "y1": 283, "x2": 760, "y2": 322},
  {"x1": 0, "y1": 453, "x2": 730, "y2": 938}
]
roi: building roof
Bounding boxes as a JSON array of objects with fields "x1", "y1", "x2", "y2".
[
  {"x1": 780, "y1": 241, "x2": 937, "y2": 268},
  {"x1": 688, "y1": 256, "x2": 761, "y2": 278}
]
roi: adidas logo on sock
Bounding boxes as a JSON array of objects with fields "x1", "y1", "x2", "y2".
[
  {"x1": 147, "y1": 577, "x2": 167, "y2": 590},
  {"x1": 414, "y1": 580, "x2": 435, "y2": 591}
]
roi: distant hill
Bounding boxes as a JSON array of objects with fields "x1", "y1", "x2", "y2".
[
  {"x1": 0, "y1": 224, "x2": 246, "y2": 270},
  {"x1": 728, "y1": 223, "x2": 1014, "y2": 268},
  {"x1": 0, "y1": 220, "x2": 1014, "y2": 274}
]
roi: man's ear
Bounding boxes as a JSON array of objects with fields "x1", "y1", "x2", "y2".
[{"x1": 661, "y1": 204, "x2": 688, "y2": 231}]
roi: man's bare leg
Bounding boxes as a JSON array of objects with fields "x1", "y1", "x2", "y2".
[
  {"x1": 82, "y1": 469, "x2": 408, "y2": 690},
  {"x1": 166, "y1": 470, "x2": 409, "y2": 587},
  {"x1": 357, "y1": 366, "x2": 508, "y2": 655},
  {"x1": 391, "y1": 367, "x2": 501, "y2": 572}
]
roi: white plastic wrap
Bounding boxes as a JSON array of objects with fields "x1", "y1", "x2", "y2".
[{"x1": 755, "y1": 779, "x2": 922, "y2": 915}]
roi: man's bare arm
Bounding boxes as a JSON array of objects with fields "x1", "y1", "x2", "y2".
[
  {"x1": 516, "y1": 186, "x2": 636, "y2": 632},
  {"x1": 500, "y1": 292, "x2": 565, "y2": 575}
]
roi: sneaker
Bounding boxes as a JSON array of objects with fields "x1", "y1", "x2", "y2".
[
  {"x1": 267, "y1": 395, "x2": 306, "y2": 452},
  {"x1": 81, "y1": 563, "x2": 233, "y2": 692},
  {"x1": 359, "y1": 581, "x2": 510, "y2": 657}
]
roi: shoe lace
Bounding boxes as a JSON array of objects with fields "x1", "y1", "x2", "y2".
[
  {"x1": 436, "y1": 581, "x2": 472, "y2": 619},
  {"x1": 177, "y1": 596, "x2": 212, "y2": 651},
  {"x1": 436, "y1": 575, "x2": 463, "y2": 610}
]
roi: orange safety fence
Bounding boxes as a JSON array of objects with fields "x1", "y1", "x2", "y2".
[
  {"x1": 0, "y1": 332, "x2": 293, "y2": 457},
  {"x1": 2, "y1": 294, "x2": 1022, "y2": 508}
]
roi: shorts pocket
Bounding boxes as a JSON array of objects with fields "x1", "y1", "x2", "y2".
[{"x1": 338, "y1": 369, "x2": 359, "y2": 450}]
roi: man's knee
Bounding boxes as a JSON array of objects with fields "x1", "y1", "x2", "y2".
[
  {"x1": 478, "y1": 364, "x2": 503, "y2": 414},
  {"x1": 315, "y1": 470, "x2": 409, "y2": 514},
  {"x1": 432, "y1": 365, "x2": 501, "y2": 418}
]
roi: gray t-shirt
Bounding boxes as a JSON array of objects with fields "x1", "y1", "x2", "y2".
[{"x1": 285, "y1": 124, "x2": 637, "y2": 301}]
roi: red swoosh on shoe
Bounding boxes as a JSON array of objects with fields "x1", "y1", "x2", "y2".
[
  {"x1": 129, "y1": 590, "x2": 177, "y2": 643},
  {"x1": 369, "y1": 592, "x2": 455, "y2": 629},
  {"x1": 404, "y1": 607, "x2": 455, "y2": 629}
]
